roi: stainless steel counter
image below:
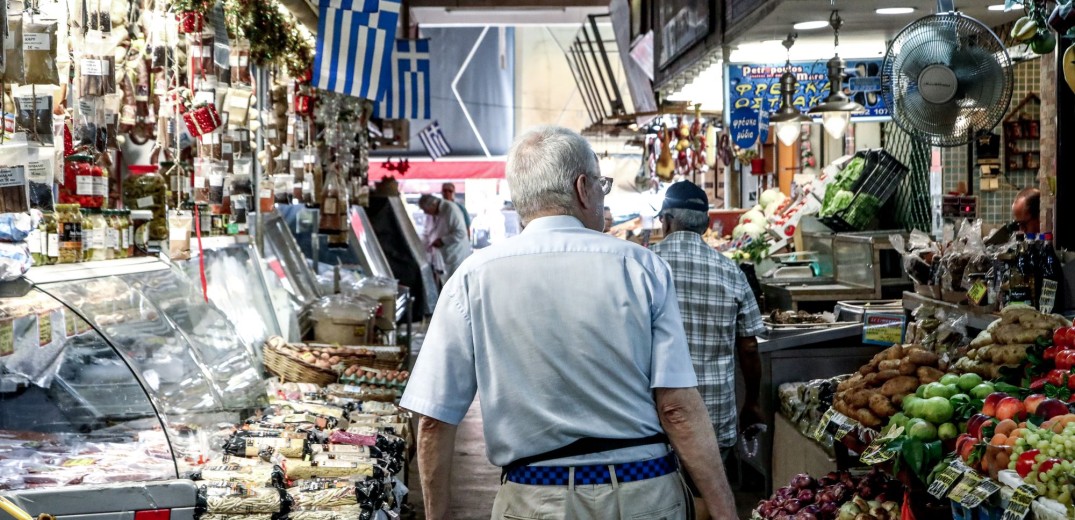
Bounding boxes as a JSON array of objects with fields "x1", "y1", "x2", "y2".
[{"x1": 758, "y1": 323, "x2": 864, "y2": 353}]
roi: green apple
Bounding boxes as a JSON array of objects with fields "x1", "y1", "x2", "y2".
[
  {"x1": 940, "y1": 373, "x2": 961, "y2": 386},
  {"x1": 920, "y1": 396, "x2": 955, "y2": 424},
  {"x1": 938, "y1": 422, "x2": 959, "y2": 440},
  {"x1": 908, "y1": 420, "x2": 938, "y2": 442},
  {"x1": 958, "y1": 373, "x2": 984, "y2": 392},
  {"x1": 970, "y1": 383, "x2": 995, "y2": 400}
]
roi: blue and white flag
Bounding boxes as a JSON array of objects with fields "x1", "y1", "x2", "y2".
[
  {"x1": 313, "y1": 0, "x2": 401, "y2": 100},
  {"x1": 418, "y1": 121, "x2": 451, "y2": 160},
  {"x1": 374, "y1": 39, "x2": 431, "y2": 120}
]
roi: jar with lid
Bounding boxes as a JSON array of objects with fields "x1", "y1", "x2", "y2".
[
  {"x1": 28, "y1": 213, "x2": 43, "y2": 265},
  {"x1": 56, "y1": 204, "x2": 83, "y2": 264},
  {"x1": 82, "y1": 209, "x2": 108, "y2": 262},
  {"x1": 43, "y1": 212, "x2": 58, "y2": 265},
  {"x1": 102, "y1": 210, "x2": 118, "y2": 259},
  {"x1": 124, "y1": 165, "x2": 168, "y2": 241},
  {"x1": 122, "y1": 210, "x2": 134, "y2": 257},
  {"x1": 60, "y1": 154, "x2": 106, "y2": 208}
]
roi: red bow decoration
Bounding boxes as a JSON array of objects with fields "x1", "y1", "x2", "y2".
[{"x1": 382, "y1": 157, "x2": 410, "y2": 176}]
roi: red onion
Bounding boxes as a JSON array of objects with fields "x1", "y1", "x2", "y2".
[
  {"x1": 783, "y1": 499, "x2": 803, "y2": 514},
  {"x1": 790, "y1": 474, "x2": 816, "y2": 489},
  {"x1": 797, "y1": 489, "x2": 815, "y2": 503}
]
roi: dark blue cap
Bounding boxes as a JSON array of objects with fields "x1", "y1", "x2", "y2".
[{"x1": 661, "y1": 181, "x2": 709, "y2": 212}]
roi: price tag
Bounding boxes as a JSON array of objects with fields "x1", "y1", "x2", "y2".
[
  {"x1": 961, "y1": 476, "x2": 1000, "y2": 508},
  {"x1": 831, "y1": 411, "x2": 858, "y2": 440},
  {"x1": 1001, "y1": 484, "x2": 1039, "y2": 520},
  {"x1": 947, "y1": 470, "x2": 981, "y2": 503},
  {"x1": 968, "y1": 281, "x2": 988, "y2": 305},
  {"x1": 813, "y1": 408, "x2": 836, "y2": 442},
  {"x1": 38, "y1": 312, "x2": 52, "y2": 346},
  {"x1": 23, "y1": 33, "x2": 50, "y2": 51},
  {"x1": 861, "y1": 426, "x2": 903, "y2": 464},
  {"x1": 1040, "y1": 279, "x2": 1059, "y2": 314},
  {"x1": 929, "y1": 459, "x2": 968, "y2": 499},
  {"x1": 0, "y1": 318, "x2": 13, "y2": 357},
  {"x1": 862, "y1": 312, "x2": 907, "y2": 346}
]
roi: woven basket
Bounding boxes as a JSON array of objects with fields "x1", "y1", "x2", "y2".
[{"x1": 264, "y1": 344, "x2": 338, "y2": 387}]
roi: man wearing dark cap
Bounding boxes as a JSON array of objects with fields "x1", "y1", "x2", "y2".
[{"x1": 651, "y1": 181, "x2": 765, "y2": 519}]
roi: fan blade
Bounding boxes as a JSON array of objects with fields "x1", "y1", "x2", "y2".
[
  {"x1": 892, "y1": 21, "x2": 959, "y2": 79},
  {"x1": 898, "y1": 88, "x2": 963, "y2": 137},
  {"x1": 951, "y1": 46, "x2": 1006, "y2": 108}
]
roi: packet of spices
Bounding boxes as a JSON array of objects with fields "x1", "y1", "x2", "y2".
[
  {"x1": 23, "y1": 19, "x2": 59, "y2": 85},
  {"x1": 13, "y1": 85, "x2": 53, "y2": 145},
  {"x1": 79, "y1": 30, "x2": 116, "y2": 96},
  {"x1": 2, "y1": 16, "x2": 23, "y2": 83},
  {"x1": 0, "y1": 142, "x2": 31, "y2": 213}
]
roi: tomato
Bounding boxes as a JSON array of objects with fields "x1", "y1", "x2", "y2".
[
  {"x1": 1037, "y1": 458, "x2": 1063, "y2": 476},
  {"x1": 1045, "y1": 346, "x2": 1062, "y2": 361},
  {"x1": 1055, "y1": 327, "x2": 1075, "y2": 348},
  {"x1": 1017, "y1": 449, "x2": 1041, "y2": 478},
  {"x1": 1047, "y1": 369, "x2": 1068, "y2": 387},
  {"x1": 1057, "y1": 350, "x2": 1075, "y2": 371}
]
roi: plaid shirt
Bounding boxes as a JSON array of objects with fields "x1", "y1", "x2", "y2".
[{"x1": 652, "y1": 231, "x2": 765, "y2": 447}]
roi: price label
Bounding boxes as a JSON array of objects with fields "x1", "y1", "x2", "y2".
[
  {"x1": 38, "y1": 312, "x2": 52, "y2": 346},
  {"x1": 861, "y1": 426, "x2": 903, "y2": 464},
  {"x1": 1040, "y1": 279, "x2": 1059, "y2": 314},
  {"x1": 968, "y1": 281, "x2": 988, "y2": 305},
  {"x1": 831, "y1": 411, "x2": 858, "y2": 440},
  {"x1": 947, "y1": 470, "x2": 981, "y2": 503},
  {"x1": 0, "y1": 318, "x2": 13, "y2": 357},
  {"x1": 1001, "y1": 484, "x2": 1039, "y2": 520},
  {"x1": 961, "y1": 476, "x2": 1000, "y2": 508},
  {"x1": 929, "y1": 459, "x2": 968, "y2": 499},
  {"x1": 812, "y1": 408, "x2": 836, "y2": 442},
  {"x1": 862, "y1": 312, "x2": 907, "y2": 346},
  {"x1": 23, "y1": 33, "x2": 50, "y2": 51}
]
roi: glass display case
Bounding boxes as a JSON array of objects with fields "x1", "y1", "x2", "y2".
[{"x1": 1, "y1": 258, "x2": 268, "y2": 494}]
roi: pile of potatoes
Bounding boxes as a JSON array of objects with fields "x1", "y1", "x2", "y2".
[
  {"x1": 834, "y1": 345, "x2": 943, "y2": 429},
  {"x1": 952, "y1": 306, "x2": 1069, "y2": 379}
]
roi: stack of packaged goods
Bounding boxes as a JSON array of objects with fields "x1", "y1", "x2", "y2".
[{"x1": 189, "y1": 381, "x2": 408, "y2": 520}]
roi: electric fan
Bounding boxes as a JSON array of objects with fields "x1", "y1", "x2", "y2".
[{"x1": 881, "y1": 12, "x2": 1014, "y2": 147}]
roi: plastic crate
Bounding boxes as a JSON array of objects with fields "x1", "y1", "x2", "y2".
[{"x1": 820, "y1": 149, "x2": 910, "y2": 232}]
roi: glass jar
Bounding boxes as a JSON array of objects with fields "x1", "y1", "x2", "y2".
[
  {"x1": 81, "y1": 209, "x2": 108, "y2": 262},
  {"x1": 124, "y1": 166, "x2": 168, "y2": 241},
  {"x1": 122, "y1": 210, "x2": 134, "y2": 257},
  {"x1": 60, "y1": 155, "x2": 106, "y2": 208},
  {"x1": 28, "y1": 214, "x2": 43, "y2": 265},
  {"x1": 103, "y1": 209, "x2": 117, "y2": 259},
  {"x1": 56, "y1": 204, "x2": 83, "y2": 264},
  {"x1": 43, "y1": 212, "x2": 58, "y2": 265}
]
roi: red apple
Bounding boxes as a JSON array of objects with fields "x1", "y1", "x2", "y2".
[
  {"x1": 1017, "y1": 449, "x2": 1041, "y2": 477},
  {"x1": 960, "y1": 437, "x2": 977, "y2": 463},
  {"x1": 983, "y1": 392, "x2": 1011, "y2": 417},
  {"x1": 955, "y1": 433, "x2": 975, "y2": 455},
  {"x1": 996, "y1": 397, "x2": 1028, "y2": 421},
  {"x1": 1035, "y1": 398, "x2": 1071, "y2": 420},
  {"x1": 967, "y1": 414, "x2": 994, "y2": 439},
  {"x1": 1037, "y1": 458, "x2": 1064, "y2": 476},
  {"x1": 1025, "y1": 394, "x2": 1047, "y2": 415}
]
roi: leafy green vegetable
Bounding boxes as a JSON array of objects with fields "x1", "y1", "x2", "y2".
[
  {"x1": 844, "y1": 193, "x2": 882, "y2": 228},
  {"x1": 821, "y1": 190, "x2": 855, "y2": 217}
]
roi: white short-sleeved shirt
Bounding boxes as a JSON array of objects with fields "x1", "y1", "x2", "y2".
[{"x1": 400, "y1": 216, "x2": 698, "y2": 467}]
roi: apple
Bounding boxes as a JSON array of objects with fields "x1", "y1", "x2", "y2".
[
  {"x1": 1034, "y1": 398, "x2": 1071, "y2": 419},
  {"x1": 1017, "y1": 449, "x2": 1041, "y2": 477},
  {"x1": 996, "y1": 397, "x2": 1027, "y2": 421},
  {"x1": 1024, "y1": 394, "x2": 1047, "y2": 415},
  {"x1": 983, "y1": 392, "x2": 1011, "y2": 417},
  {"x1": 970, "y1": 383, "x2": 996, "y2": 400},
  {"x1": 960, "y1": 436, "x2": 978, "y2": 463},
  {"x1": 1037, "y1": 458, "x2": 1064, "y2": 476},
  {"x1": 955, "y1": 433, "x2": 975, "y2": 455},
  {"x1": 967, "y1": 414, "x2": 993, "y2": 439}
]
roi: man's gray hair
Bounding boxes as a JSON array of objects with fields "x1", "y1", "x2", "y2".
[
  {"x1": 662, "y1": 208, "x2": 709, "y2": 234},
  {"x1": 418, "y1": 194, "x2": 439, "y2": 209},
  {"x1": 506, "y1": 126, "x2": 598, "y2": 220}
]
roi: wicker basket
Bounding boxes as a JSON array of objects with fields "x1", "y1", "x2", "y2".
[{"x1": 264, "y1": 344, "x2": 338, "y2": 387}]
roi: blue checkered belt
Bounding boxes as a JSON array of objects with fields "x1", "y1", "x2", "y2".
[{"x1": 503, "y1": 453, "x2": 678, "y2": 486}]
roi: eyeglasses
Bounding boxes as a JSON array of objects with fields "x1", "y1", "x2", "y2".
[{"x1": 597, "y1": 176, "x2": 613, "y2": 195}]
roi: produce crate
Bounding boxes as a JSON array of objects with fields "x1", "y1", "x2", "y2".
[{"x1": 820, "y1": 149, "x2": 910, "y2": 232}]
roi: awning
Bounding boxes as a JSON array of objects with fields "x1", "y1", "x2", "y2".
[{"x1": 368, "y1": 159, "x2": 506, "y2": 181}]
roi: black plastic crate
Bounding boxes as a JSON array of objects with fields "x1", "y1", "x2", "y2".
[{"x1": 820, "y1": 149, "x2": 910, "y2": 232}]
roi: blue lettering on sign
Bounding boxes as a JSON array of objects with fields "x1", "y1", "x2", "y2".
[
  {"x1": 730, "y1": 107, "x2": 760, "y2": 149},
  {"x1": 726, "y1": 58, "x2": 890, "y2": 121}
]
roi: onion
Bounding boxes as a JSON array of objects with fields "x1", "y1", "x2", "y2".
[
  {"x1": 777, "y1": 487, "x2": 796, "y2": 500},
  {"x1": 793, "y1": 510, "x2": 817, "y2": 520},
  {"x1": 816, "y1": 490, "x2": 836, "y2": 504},
  {"x1": 783, "y1": 499, "x2": 803, "y2": 514},
  {"x1": 791, "y1": 474, "x2": 816, "y2": 490},
  {"x1": 797, "y1": 489, "x2": 815, "y2": 503},
  {"x1": 819, "y1": 502, "x2": 838, "y2": 516}
]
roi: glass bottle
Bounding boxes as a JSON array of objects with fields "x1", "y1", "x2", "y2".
[
  {"x1": 27, "y1": 215, "x2": 43, "y2": 265},
  {"x1": 1008, "y1": 234, "x2": 1033, "y2": 306},
  {"x1": 103, "y1": 209, "x2": 117, "y2": 259},
  {"x1": 1040, "y1": 233, "x2": 1063, "y2": 313},
  {"x1": 81, "y1": 209, "x2": 108, "y2": 262},
  {"x1": 123, "y1": 210, "x2": 134, "y2": 257},
  {"x1": 318, "y1": 167, "x2": 343, "y2": 234},
  {"x1": 57, "y1": 204, "x2": 83, "y2": 264},
  {"x1": 43, "y1": 212, "x2": 58, "y2": 265}
]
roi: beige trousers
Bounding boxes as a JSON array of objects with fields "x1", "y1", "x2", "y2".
[{"x1": 490, "y1": 471, "x2": 690, "y2": 520}]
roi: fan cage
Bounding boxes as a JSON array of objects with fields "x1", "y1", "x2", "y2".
[
  {"x1": 820, "y1": 149, "x2": 911, "y2": 232},
  {"x1": 881, "y1": 13, "x2": 1013, "y2": 148}
]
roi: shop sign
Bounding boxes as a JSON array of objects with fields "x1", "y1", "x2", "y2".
[
  {"x1": 862, "y1": 312, "x2": 906, "y2": 346},
  {"x1": 730, "y1": 107, "x2": 761, "y2": 149},
  {"x1": 726, "y1": 59, "x2": 890, "y2": 120}
]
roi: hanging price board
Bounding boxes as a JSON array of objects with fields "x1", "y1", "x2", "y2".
[
  {"x1": 948, "y1": 470, "x2": 982, "y2": 503},
  {"x1": 1001, "y1": 484, "x2": 1039, "y2": 520},
  {"x1": 962, "y1": 476, "x2": 1001, "y2": 508},
  {"x1": 860, "y1": 426, "x2": 904, "y2": 464},
  {"x1": 812, "y1": 408, "x2": 836, "y2": 442},
  {"x1": 928, "y1": 459, "x2": 968, "y2": 499}
]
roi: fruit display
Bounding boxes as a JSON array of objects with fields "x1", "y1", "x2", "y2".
[
  {"x1": 752, "y1": 469, "x2": 903, "y2": 520},
  {"x1": 833, "y1": 344, "x2": 944, "y2": 428},
  {"x1": 891, "y1": 373, "x2": 988, "y2": 444},
  {"x1": 1005, "y1": 415, "x2": 1075, "y2": 506},
  {"x1": 951, "y1": 307, "x2": 1069, "y2": 379}
]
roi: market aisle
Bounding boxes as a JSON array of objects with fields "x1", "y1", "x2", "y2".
[{"x1": 406, "y1": 398, "x2": 501, "y2": 519}]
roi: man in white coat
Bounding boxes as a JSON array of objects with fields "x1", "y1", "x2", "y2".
[{"x1": 419, "y1": 194, "x2": 473, "y2": 285}]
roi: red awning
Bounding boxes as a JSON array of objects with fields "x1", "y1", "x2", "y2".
[{"x1": 368, "y1": 160, "x2": 505, "y2": 181}]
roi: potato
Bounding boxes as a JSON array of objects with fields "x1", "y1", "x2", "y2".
[
  {"x1": 989, "y1": 344, "x2": 1029, "y2": 365},
  {"x1": 834, "y1": 400, "x2": 855, "y2": 418},
  {"x1": 969, "y1": 330, "x2": 995, "y2": 349},
  {"x1": 898, "y1": 358, "x2": 918, "y2": 376},
  {"x1": 848, "y1": 389, "x2": 875, "y2": 408},
  {"x1": 916, "y1": 366, "x2": 945, "y2": 384},
  {"x1": 878, "y1": 360, "x2": 901, "y2": 372},
  {"x1": 864, "y1": 372, "x2": 879, "y2": 387},
  {"x1": 875, "y1": 369, "x2": 900, "y2": 383},
  {"x1": 884, "y1": 345, "x2": 905, "y2": 361},
  {"x1": 880, "y1": 376, "x2": 918, "y2": 397},
  {"x1": 860, "y1": 363, "x2": 877, "y2": 376},
  {"x1": 890, "y1": 393, "x2": 906, "y2": 406},
  {"x1": 906, "y1": 349, "x2": 940, "y2": 366},
  {"x1": 856, "y1": 408, "x2": 882, "y2": 428},
  {"x1": 869, "y1": 393, "x2": 897, "y2": 417}
]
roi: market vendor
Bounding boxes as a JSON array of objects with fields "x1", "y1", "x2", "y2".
[
  {"x1": 418, "y1": 194, "x2": 472, "y2": 284},
  {"x1": 652, "y1": 181, "x2": 765, "y2": 519},
  {"x1": 1012, "y1": 187, "x2": 1041, "y2": 235},
  {"x1": 402, "y1": 126, "x2": 736, "y2": 519}
]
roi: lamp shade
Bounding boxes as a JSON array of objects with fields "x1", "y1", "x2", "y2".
[
  {"x1": 775, "y1": 121, "x2": 803, "y2": 146},
  {"x1": 822, "y1": 112, "x2": 851, "y2": 140}
]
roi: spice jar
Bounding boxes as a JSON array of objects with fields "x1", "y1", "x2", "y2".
[
  {"x1": 43, "y1": 212, "x2": 58, "y2": 265},
  {"x1": 56, "y1": 204, "x2": 83, "y2": 264},
  {"x1": 123, "y1": 165, "x2": 168, "y2": 241},
  {"x1": 61, "y1": 154, "x2": 106, "y2": 208}
]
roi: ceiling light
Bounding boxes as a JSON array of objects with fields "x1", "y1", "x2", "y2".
[
  {"x1": 988, "y1": 3, "x2": 1020, "y2": 10},
  {"x1": 793, "y1": 20, "x2": 830, "y2": 30},
  {"x1": 807, "y1": 10, "x2": 866, "y2": 140},
  {"x1": 770, "y1": 33, "x2": 812, "y2": 147},
  {"x1": 876, "y1": 7, "x2": 915, "y2": 15}
]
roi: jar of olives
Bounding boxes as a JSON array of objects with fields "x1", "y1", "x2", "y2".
[
  {"x1": 103, "y1": 210, "x2": 118, "y2": 259},
  {"x1": 82, "y1": 208, "x2": 107, "y2": 262},
  {"x1": 124, "y1": 166, "x2": 168, "y2": 241},
  {"x1": 56, "y1": 204, "x2": 83, "y2": 264}
]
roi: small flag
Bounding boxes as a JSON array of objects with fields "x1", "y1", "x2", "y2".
[
  {"x1": 312, "y1": 0, "x2": 401, "y2": 100},
  {"x1": 375, "y1": 39, "x2": 431, "y2": 120},
  {"x1": 418, "y1": 121, "x2": 451, "y2": 160}
]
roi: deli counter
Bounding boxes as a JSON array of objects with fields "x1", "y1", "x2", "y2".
[{"x1": 0, "y1": 257, "x2": 266, "y2": 513}]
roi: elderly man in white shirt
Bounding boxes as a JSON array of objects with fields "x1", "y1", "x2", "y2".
[
  {"x1": 401, "y1": 126, "x2": 736, "y2": 520},
  {"x1": 418, "y1": 193, "x2": 473, "y2": 284}
]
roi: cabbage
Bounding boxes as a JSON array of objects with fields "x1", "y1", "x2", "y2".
[
  {"x1": 759, "y1": 188, "x2": 785, "y2": 209},
  {"x1": 739, "y1": 209, "x2": 766, "y2": 225},
  {"x1": 733, "y1": 221, "x2": 767, "y2": 239}
]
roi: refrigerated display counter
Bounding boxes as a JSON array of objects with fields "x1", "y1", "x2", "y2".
[{"x1": 1, "y1": 257, "x2": 266, "y2": 513}]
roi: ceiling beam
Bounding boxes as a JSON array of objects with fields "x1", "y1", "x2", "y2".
[{"x1": 409, "y1": 0, "x2": 608, "y2": 7}]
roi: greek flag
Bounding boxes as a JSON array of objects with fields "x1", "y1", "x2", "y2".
[
  {"x1": 313, "y1": 0, "x2": 401, "y2": 100},
  {"x1": 418, "y1": 121, "x2": 451, "y2": 160},
  {"x1": 374, "y1": 39, "x2": 431, "y2": 120}
]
